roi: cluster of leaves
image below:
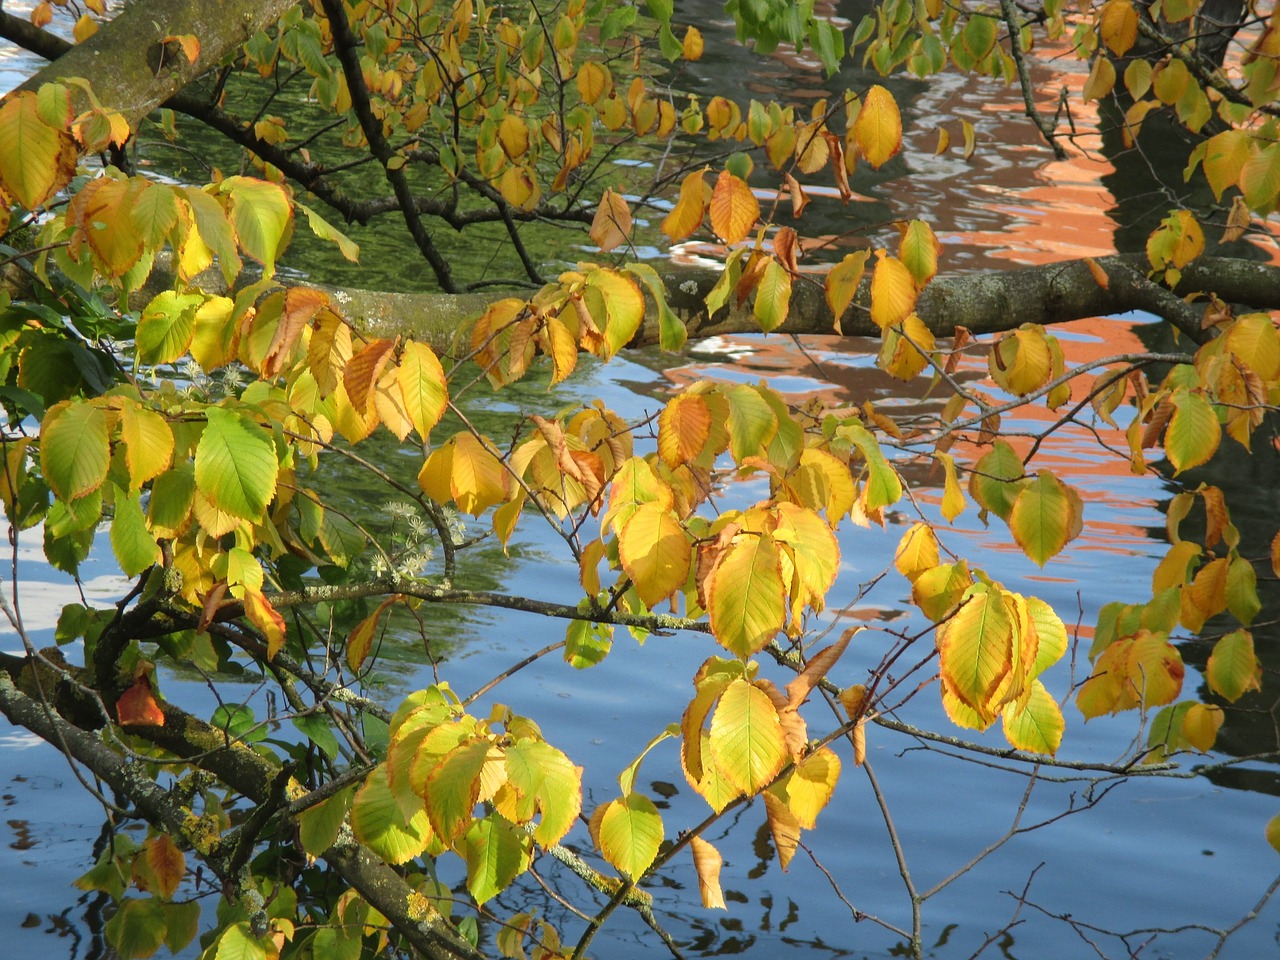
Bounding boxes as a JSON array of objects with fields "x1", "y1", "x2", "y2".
[{"x1": 1, "y1": 0, "x2": 1279, "y2": 957}]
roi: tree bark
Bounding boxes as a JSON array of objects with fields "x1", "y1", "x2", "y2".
[
  {"x1": 3, "y1": 0, "x2": 299, "y2": 128},
  {"x1": 344, "y1": 254, "x2": 1277, "y2": 352}
]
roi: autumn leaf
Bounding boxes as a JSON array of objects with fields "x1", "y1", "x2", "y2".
[{"x1": 117, "y1": 675, "x2": 165, "y2": 726}]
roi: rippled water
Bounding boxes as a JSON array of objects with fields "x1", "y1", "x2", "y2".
[{"x1": 2, "y1": 3, "x2": 1279, "y2": 958}]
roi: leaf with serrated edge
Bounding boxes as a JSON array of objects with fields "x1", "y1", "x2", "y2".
[{"x1": 709, "y1": 679, "x2": 788, "y2": 795}]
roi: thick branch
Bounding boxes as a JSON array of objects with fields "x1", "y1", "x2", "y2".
[
  {"x1": 345, "y1": 254, "x2": 1277, "y2": 352},
  {"x1": 3, "y1": 0, "x2": 300, "y2": 129}
]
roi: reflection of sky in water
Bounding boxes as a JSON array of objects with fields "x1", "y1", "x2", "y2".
[{"x1": 1, "y1": 6, "x2": 1278, "y2": 958}]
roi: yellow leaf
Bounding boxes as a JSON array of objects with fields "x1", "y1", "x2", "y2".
[
  {"x1": 662, "y1": 167, "x2": 708, "y2": 242},
  {"x1": 72, "y1": 14, "x2": 99, "y2": 42},
  {"x1": 709, "y1": 679, "x2": 787, "y2": 797},
  {"x1": 347, "y1": 595, "x2": 402, "y2": 672},
  {"x1": 1000, "y1": 679, "x2": 1063, "y2": 754},
  {"x1": 937, "y1": 452, "x2": 965, "y2": 523},
  {"x1": 1099, "y1": 0, "x2": 1139, "y2": 55},
  {"x1": 397, "y1": 340, "x2": 448, "y2": 442},
  {"x1": 658, "y1": 393, "x2": 712, "y2": 467},
  {"x1": 499, "y1": 165, "x2": 540, "y2": 211},
  {"x1": 894, "y1": 522, "x2": 939, "y2": 582},
  {"x1": 707, "y1": 533, "x2": 786, "y2": 658},
  {"x1": 853, "y1": 85, "x2": 902, "y2": 169},
  {"x1": 682, "y1": 26, "x2": 705, "y2": 60},
  {"x1": 690, "y1": 837, "x2": 725, "y2": 909},
  {"x1": 1083, "y1": 55, "x2": 1116, "y2": 101},
  {"x1": 1181, "y1": 702, "x2": 1224, "y2": 752},
  {"x1": 143, "y1": 834, "x2": 185, "y2": 900},
  {"x1": 0, "y1": 91, "x2": 77, "y2": 210},
  {"x1": 618, "y1": 504, "x2": 691, "y2": 609},
  {"x1": 824, "y1": 250, "x2": 868, "y2": 335},
  {"x1": 596, "y1": 793, "x2": 663, "y2": 879},
  {"x1": 1125, "y1": 631, "x2": 1185, "y2": 708},
  {"x1": 779, "y1": 746, "x2": 841, "y2": 829},
  {"x1": 576, "y1": 61, "x2": 612, "y2": 105},
  {"x1": 869, "y1": 255, "x2": 917, "y2": 329},
  {"x1": 938, "y1": 584, "x2": 1014, "y2": 725},
  {"x1": 762, "y1": 789, "x2": 801, "y2": 871},
  {"x1": 242, "y1": 586, "x2": 287, "y2": 660},
  {"x1": 709, "y1": 170, "x2": 759, "y2": 246},
  {"x1": 448, "y1": 433, "x2": 510, "y2": 516}
]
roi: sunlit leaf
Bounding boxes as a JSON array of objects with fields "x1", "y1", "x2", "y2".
[
  {"x1": 709, "y1": 679, "x2": 788, "y2": 795},
  {"x1": 707, "y1": 533, "x2": 786, "y2": 658},
  {"x1": 0, "y1": 92, "x2": 77, "y2": 209},
  {"x1": 1165, "y1": 390, "x2": 1220, "y2": 474},
  {"x1": 1001, "y1": 679, "x2": 1063, "y2": 754},
  {"x1": 596, "y1": 792, "x2": 663, "y2": 879},
  {"x1": 709, "y1": 170, "x2": 759, "y2": 245},
  {"x1": 853, "y1": 84, "x2": 902, "y2": 168},
  {"x1": 938, "y1": 584, "x2": 1014, "y2": 724},
  {"x1": 194, "y1": 408, "x2": 278, "y2": 521},
  {"x1": 1008, "y1": 471, "x2": 1079, "y2": 566},
  {"x1": 869, "y1": 255, "x2": 917, "y2": 329},
  {"x1": 40, "y1": 400, "x2": 110, "y2": 503},
  {"x1": 690, "y1": 837, "x2": 726, "y2": 909},
  {"x1": 618, "y1": 503, "x2": 692, "y2": 609}
]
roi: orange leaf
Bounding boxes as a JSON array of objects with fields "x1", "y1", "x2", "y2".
[
  {"x1": 265, "y1": 287, "x2": 329, "y2": 378},
  {"x1": 590, "y1": 188, "x2": 633, "y2": 253},
  {"x1": 144, "y1": 834, "x2": 186, "y2": 900},
  {"x1": 690, "y1": 837, "x2": 726, "y2": 909},
  {"x1": 344, "y1": 337, "x2": 398, "y2": 414},
  {"x1": 117, "y1": 676, "x2": 165, "y2": 727},
  {"x1": 709, "y1": 170, "x2": 759, "y2": 246},
  {"x1": 773, "y1": 226, "x2": 800, "y2": 275}
]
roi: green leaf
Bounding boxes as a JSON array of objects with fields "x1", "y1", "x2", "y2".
[
  {"x1": 724, "y1": 385, "x2": 777, "y2": 462},
  {"x1": 351, "y1": 766, "x2": 434, "y2": 864},
  {"x1": 597, "y1": 792, "x2": 663, "y2": 878},
  {"x1": 214, "y1": 921, "x2": 267, "y2": 960},
  {"x1": 292, "y1": 713, "x2": 340, "y2": 758},
  {"x1": 296, "y1": 200, "x2": 360, "y2": 262},
  {"x1": 753, "y1": 259, "x2": 791, "y2": 332},
  {"x1": 1008, "y1": 471, "x2": 1078, "y2": 566},
  {"x1": 625, "y1": 262, "x2": 686, "y2": 352},
  {"x1": 161, "y1": 901, "x2": 200, "y2": 955},
  {"x1": 40, "y1": 400, "x2": 110, "y2": 503},
  {"x1": 809, "y1": 19, "x2": 845, "y2": 76},
  {"x1": 843, "y1": 422, "x2": 902, "y2": 511},
  {"x1": 1225, "y1": 555, "x2": 1261, "y2": 625},
  {"x1": 1165, "y1": 390, "x2": 1220, "y2": 474},
  {"x1": 194, "y1": 407, "x2": 279, "y2": 520},
  {"x1": 110, "y1": 484, "x2": 161, "y2": 576},
  {"x1": 104, "y1": 897, "x2": 166, "y2": 960},
  {"x1": 1206, "y1": 629, "x2": 1261, "y2": 702},
  {"x1": 222, "y1": 176, "x2": 293, "y2": 277},
  {"x1": 708, "y1": 679, "x2": 788, "y2": 795},
  {"x1": 136, "y1": 291, "x2": 203, "y2": 365},
  {"x1": 969, "y1": 440, "x2": 1027, "y2": 521},
  {"x1": 298, "y1": 785, "x2": 353, "y2": 857},
  {"x1": 564, "y1": 618, "x2": 613, "y2": 668},
  {"x1": 459, "y1": 813, "x2": 532, "y2": 904}
]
